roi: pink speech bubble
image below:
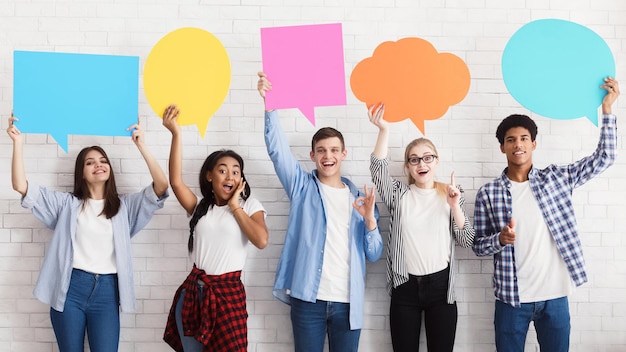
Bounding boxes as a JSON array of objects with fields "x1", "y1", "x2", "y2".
[{"x1": 261, "y1": 23, "x2": 346, "y2": 125}]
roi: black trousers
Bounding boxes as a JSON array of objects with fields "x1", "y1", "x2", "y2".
[{"x1": 390, "y1": 266, "x2": 458, "y2": 352}]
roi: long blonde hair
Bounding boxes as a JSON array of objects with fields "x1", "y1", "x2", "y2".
[{"x1": 404, "y1": 138, "x2": 447, "y2": 198}]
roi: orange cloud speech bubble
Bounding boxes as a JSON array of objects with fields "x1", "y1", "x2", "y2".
[{"x1": 350, "y1": 38, "x2": 470, "y2": 134}]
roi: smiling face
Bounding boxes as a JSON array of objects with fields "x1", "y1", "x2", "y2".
[
  {"x1": 310, "y1": 136, "x2": 347, "y2": 185},
  {"x1": 82, "y1": 149, "x2": 111, "y2": 186},
  {"x1": 500, "y1": 126, "x2": 536, "y2": 169},
  {"x1": 207, "y1": 156, "x2": 242, "y2": 206},
  {"x1": 405, "y1": 143, "x2": 439, "y2": 189}
]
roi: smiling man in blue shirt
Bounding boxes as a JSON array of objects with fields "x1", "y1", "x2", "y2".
[
  {"x1": 257, "y1": 72, "x2": 383, "y2": 352},
  {"x1": 473, "y1": 77, "x2": 619, "y2": 352}
]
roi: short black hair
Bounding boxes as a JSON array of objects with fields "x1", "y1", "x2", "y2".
[{"x1": 496, "y1": 114, "x2": 538, "y2": 145}]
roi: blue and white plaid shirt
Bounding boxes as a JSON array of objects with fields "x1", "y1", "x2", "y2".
[{"x1": 473, "y1": 114, "x2": 617, "y2": 307}]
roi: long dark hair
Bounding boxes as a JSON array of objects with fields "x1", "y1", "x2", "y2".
[
  {"x1": 187, "y1": 150, "x2": 251, "y2": 253},
  {"x1": 72, "y1": 146, "x2": 120, "y2": 219}
]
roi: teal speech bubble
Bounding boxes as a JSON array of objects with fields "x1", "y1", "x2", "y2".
[
  {"x1": 502, "y1": 19, "x2": 615, "y2": 126},
  {"x1": 13, "y1": 51, "x2": 139, "y2": 152}
]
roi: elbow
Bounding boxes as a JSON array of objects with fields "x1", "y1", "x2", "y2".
[
  {"x1": 254, "y1": 230, "x2": 269, "y2": 250},
  {"x1": 13, "y1": 182, "x2": 27, "y2": 197},
  {"x1": 154, "y1": 182, "x2": 169, "y2": 198},
  {"x1": 255, "y1": 237, "x2": 268, "y2": 250}
]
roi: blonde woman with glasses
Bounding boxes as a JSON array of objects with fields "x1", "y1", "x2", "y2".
[{"x1": 368, "y1": 104, "x2": 474, "y2": 352}]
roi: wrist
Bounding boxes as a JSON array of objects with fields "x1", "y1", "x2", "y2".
[{"x1": 365, "y1": 217, "x2": 377, "y2": 231}]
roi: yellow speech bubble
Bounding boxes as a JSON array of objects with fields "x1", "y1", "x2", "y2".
[{"x1": 143, "y1": 27, "x2": 231, "y2": 137}]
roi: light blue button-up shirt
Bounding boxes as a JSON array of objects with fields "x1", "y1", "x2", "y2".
[
  {"x1": 264, "y1": 110, "x2": 383, "y2": 329},
  {"x1": 22, "y1": 183, "x2": 168, "y2": 312}
]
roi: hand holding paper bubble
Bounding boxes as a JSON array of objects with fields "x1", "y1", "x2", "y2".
[
  {"x1": 6, "y1": 114, "x2": 23, "y2": 145},
  {"x1": 600, "y1": 77, "x2": 620, "y2": 114},
  {"x1": 350, "y1": 37, "x2": 470, "y2": 134},
  {"x1": 257, "y1": 72, "x2": 272, "y2": 102},
  {"x1": 502, "y1": 19, "x2": 616, "y2": 126}
]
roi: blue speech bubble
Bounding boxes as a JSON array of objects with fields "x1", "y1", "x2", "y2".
[
  {"x1": 13, "y1": 51, "x2": 139, "y2": 152},
  {"x1": 502, "y1": 19, "x2": 615, "y2": 126}
]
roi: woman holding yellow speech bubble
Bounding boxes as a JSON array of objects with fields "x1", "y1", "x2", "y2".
[
  {"x1": 368, "y1": 104, "x2": 474, "y2": 352},
  {"x1": 161, "y1": 104, "x2": 268, "y2": 352},
  {"x1": 7, "y1": 114, "x2": 169, "y2": 352}
]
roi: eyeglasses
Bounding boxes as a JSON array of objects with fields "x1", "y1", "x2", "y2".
[{"x1": 407, "y1": 155, "x2": 437, "y2": 165}]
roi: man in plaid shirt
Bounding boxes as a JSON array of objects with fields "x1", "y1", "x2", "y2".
[{"x1": 473, "y1": 77, "x2": 619, "y2": 352}]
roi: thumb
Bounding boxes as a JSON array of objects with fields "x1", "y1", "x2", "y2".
[{"x1": 509, "y1": 218, "x2": 515, "y2": 229}]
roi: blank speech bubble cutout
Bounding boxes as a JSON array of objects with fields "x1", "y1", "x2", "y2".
[
  {"x1": 502, "y1": 19, "x2": 615, "y2": 126},
  {"x1": 13, "y1": 51, "x2": 139, "y2": 153},
  {"x1": 261, "y1": 23, "x2": 346, "y2": 125},
  {"x1": 350, "y1": 38, "x2": 470, "y2": 134},
  {"x1": 143, "y1": 27, "x2": 231, "y2": 137}
]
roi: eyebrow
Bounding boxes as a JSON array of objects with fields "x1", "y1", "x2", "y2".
[
  {"x1": 505, "y1": 134, "x2": 530, "y2": 139},
  {"x1": 217, "y1": 163, "x2": 240, "y2": 168}
]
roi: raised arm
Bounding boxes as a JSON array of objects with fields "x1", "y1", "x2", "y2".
[
  {"x1": 7, "y1": 115, "x2": 27, "y2": 196},
  {"x1": 162, "y1": 104, "x2": 197, "y2": 214},
  {"x1": 368, "y1": 104, "x2": 389, "y2": 159},
  {"x1": 129, "y1": 117, "x2": 168, "y2": 198}
]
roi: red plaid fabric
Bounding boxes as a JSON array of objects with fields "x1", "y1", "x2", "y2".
[{"x1": 164, "y1": 266, "x2": 248, "y2": 352}]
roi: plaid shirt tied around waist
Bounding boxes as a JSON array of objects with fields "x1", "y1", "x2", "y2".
[{"x1": 164, "y1": 266, "x2": 247, "y2": 352}]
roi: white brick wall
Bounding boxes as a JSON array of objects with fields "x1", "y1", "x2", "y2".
[{"x1": 1, "y1": 1, "x2": 625, "y2": 351}]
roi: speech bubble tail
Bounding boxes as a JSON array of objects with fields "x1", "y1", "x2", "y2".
[
  {"x1": 51, "y1": 133, "x2": 69, "y2": 153},
  {"x1": 586, "y1": 111, "x2": 599, "y2": 126},
  {"x1": 410, "y1": 118, "x2": 426, "y2": 135},
  {"x1": 300, "y1": 106, "x2": 316, "y2": 126},
  {"x1": 196, "y1": 120, "x2": 209, "y2": 139}
]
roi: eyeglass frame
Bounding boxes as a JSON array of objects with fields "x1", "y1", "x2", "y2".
[{"x1": 406, "y1": 155, "x2": 438, "y2": 165}]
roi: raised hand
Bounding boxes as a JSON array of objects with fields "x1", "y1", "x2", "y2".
[
  {"x1": 257, "y1": 72, "x2": 272, "y2": 99},
  {"x1": 368, "y1": 103, "x2": 388, "y2": 131},
  {"x1": 127, "y1": 117, "x2": 145, "y2": 147},
  {"x1": 601, "y1": 77, "x2": 620, "y2": 114},
  {"x1": 6, "y1": 113, "x2": 23, "y2": 144},
  {"x1": 162, "y1": 104, "x2": 181, "y2": 134},
  {"x1": 446, "y1": 171, "x2": 460, "y2": 208}
]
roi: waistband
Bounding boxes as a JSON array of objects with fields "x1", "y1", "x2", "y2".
[
  {"x1": 72, "y1": 268, "x2": 117, "y2": 279},
  {"x1": 409, "y1": 265, "x2": 450, "y2": 283}
]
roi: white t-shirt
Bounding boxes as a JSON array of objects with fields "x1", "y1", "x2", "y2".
[
  {"x1": 74, "y1": 198, "x2": 117, "y2": 274},
  {"x1": 192, "y1": 197, "x2": 265, "y2": 275},
  {"x1": 510, "y1": 181, "x2": 574, "y2": 302},
  {"x1": 400, "y1": 185, "x2": 451, "y2": 276},
  {"x1": 316, "y1": 182, "x2": 351, "y2": 303}
]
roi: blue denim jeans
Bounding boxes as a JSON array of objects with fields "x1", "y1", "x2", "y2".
[
  {"x1": 50, "y1": 269, "x2": 120, "y2": 352},
  {"x1": 174, "y1": 283, "x2": 205, "y2": 352},
  {"x1": 495, "y1": 296, "x2": 570, "y2": 352},
  {"x1": 290, "y1": 297, "x2": 361, "y2": 352}
]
